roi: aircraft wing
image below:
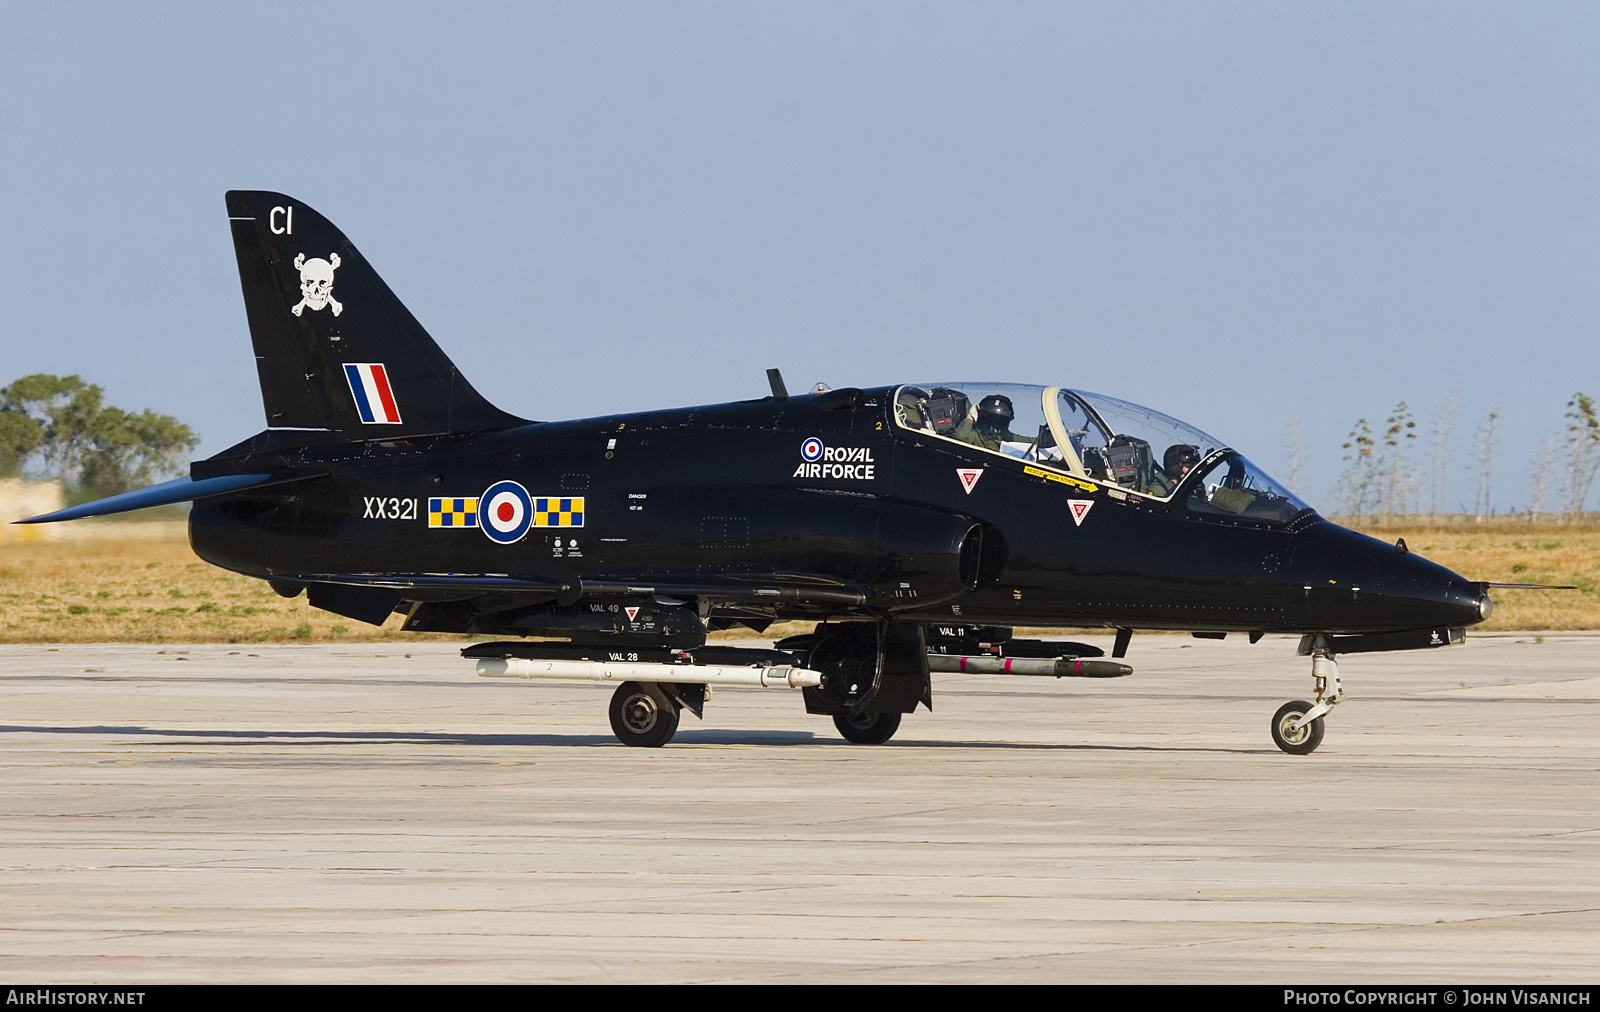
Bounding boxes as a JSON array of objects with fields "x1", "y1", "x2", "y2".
[
  {"x1": 579, "y1": 576, "x2": 868, "y2": 608},
  {"x1": 295, "y1": 573, "x2": 572, "y2": 595},
  {"x1": 292, "y1": 571, "x2": 869, "y2": 608}
]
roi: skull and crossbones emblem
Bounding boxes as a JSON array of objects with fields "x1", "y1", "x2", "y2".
[{"x1": 291, "y1": 253, "x2": 343, "y2": 316}]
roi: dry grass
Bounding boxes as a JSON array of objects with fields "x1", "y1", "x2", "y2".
[
  {"x1": 4, "y1": 517, "x2": 1599, "y2": 643},
  {"x1": 0, "y1": 532, "x2": 464, "y2": 644}
]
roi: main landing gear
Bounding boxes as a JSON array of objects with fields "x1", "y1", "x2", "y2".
[
  {"x1": 1271, "y1": 637, "x2": 1344, "y2": 755},
  {"x1": 801, "y1": 622, "x2": 926, "y2": 746}
]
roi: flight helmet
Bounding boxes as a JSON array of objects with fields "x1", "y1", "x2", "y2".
[
  {"x1": 975, "y1": 394, "x2": 1015, "y2": 438},
  {"x1": 1164, "y1": 443, "x2": 1201, "y2": 477}
]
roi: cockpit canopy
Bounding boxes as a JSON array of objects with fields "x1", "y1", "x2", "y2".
[{"x1": 893, "y1": 383, "x2": 1312, "y2": 524}]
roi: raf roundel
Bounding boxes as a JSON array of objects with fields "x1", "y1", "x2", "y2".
[
  {"x1": 801, "y1": 437, "x2": 823, "y2": 462},
  {"x1": 479, "y1": 480, "x2": 533, "y2": 544}
]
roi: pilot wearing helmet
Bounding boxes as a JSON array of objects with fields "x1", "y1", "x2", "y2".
[
  {"x1": 953, "y1": 394, "x2": 1033, "y2": 452},
  {"x1": 1149, "y1": 443, "x2": 1201, "y2": 497}
]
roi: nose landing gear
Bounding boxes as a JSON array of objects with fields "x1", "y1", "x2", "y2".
[
  {"x1": 1272, "y1": 638, "x2": 1343, "y2": 755},
  {"x1": 1271, "y1": 699, "x2": 1325, "y2": 755}
]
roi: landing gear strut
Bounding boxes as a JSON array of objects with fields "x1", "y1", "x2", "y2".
[{"x1": 1272, "y1": 638, "x2": 1343, "y2": 755}]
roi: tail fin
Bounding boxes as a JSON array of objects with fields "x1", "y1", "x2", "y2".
[{"x1": 225, "y1": 190, "x2": 523, "y2": 437}]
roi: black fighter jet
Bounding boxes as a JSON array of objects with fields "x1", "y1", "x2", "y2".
[{"x1": 20, "y1": 191, "x2": 1500, "y2": 754}]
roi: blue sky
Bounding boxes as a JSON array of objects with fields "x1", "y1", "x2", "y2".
[{"x1": 3, "y1": 3, "x2": 1596, "y2": 512}]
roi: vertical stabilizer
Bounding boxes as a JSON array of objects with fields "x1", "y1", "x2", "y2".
[{"x1": 226, "y1": 190, "x2": 523, "y2": 437}]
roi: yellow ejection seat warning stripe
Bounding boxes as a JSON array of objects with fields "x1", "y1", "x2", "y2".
[{"x1": 1023, "y1": 465, "x2": 1098, "y2": 492}]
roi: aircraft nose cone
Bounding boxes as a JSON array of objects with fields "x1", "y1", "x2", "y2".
[
  {"x1": 1293, "y1": 525, "x2": 1487, "y2": 631},
  {"x1": 1425, "y1": 567, "x2": 1491, "y2": 628},
  {"x1": 1371, "y1": 545, "x2": 1487, "y2": 629}
]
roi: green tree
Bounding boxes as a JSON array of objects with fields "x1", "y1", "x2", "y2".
[
  {"x1": 1, "y1": 374, "x2": 104, "y2": 478},
  {"x1": 1381, "y1": 401, "x2": 1418, "y2": 516},
  {"x1": 0, "y1": 374, "x2": 198, "y2": 497},
  {"x1": 1564, "y1": 392, "x2": 1600, "y2": 518},
  {"x1": 0, "y1": 407, "x2": 43, "y2": 478},
  {"x1": 78, "y1": 408, "x2": 199, "y2": 496},
  {"x1": 1336, "y1": 417, "x2": 1377, "y2": 516}
]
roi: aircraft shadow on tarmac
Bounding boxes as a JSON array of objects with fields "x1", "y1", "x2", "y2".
[{"x1": 0, "y1": 724, "x2": 1268, "y2": 753}]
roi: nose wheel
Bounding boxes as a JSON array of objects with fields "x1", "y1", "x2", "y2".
[
  {"x1": 1271, "y1": 699, "x2": 1325, "y2": 755},
  {"x1": 1272, "y1": 640, "x2": 1343, "y2": 755}
]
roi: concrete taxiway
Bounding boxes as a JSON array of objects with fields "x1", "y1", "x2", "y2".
[{"x1": 1, "y1": 633, "x2": 1597, "y2": 983}]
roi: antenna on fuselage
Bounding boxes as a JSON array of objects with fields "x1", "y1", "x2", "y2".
[{"x1": 767, "y1": 368, "x2": 789, "y2": 401}]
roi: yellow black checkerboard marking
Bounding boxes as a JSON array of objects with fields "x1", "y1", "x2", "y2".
[
  {"x1": 533, "y1": 497, "x2": 584, "y2": 527},
  {"x1": 429, "y1": 497, "x2": 479, "y2": 528}
]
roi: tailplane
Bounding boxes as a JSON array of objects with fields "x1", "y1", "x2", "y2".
[{"x1": 226, "y1": 190, "x2": 523, "y2": 437}]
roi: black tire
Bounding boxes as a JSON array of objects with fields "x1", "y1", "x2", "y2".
[
  {"x1": 833, "y1": 710, "x2": 901, "y2": 745},
  {"x1": 1271, "y1": 699, "x2": 1324, "y2": 755},
  {"x1": 609, "y1": 681, "x2": 680, "y2": 747}
]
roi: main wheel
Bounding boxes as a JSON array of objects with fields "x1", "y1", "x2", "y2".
[
  {"x1": 1271, "y1": 699, "x2": 1324, "y2": 755},
  {"x1": 833, "y1": 710, "x2": 901, "y2": 745},
  {"x1": 609, "y1": 681, "x2": 680, "y2": 747}
]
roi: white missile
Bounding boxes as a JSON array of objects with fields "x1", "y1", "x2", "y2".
[{"x1": 477, "y1": 657, "x2": 822, "y2": 688}]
